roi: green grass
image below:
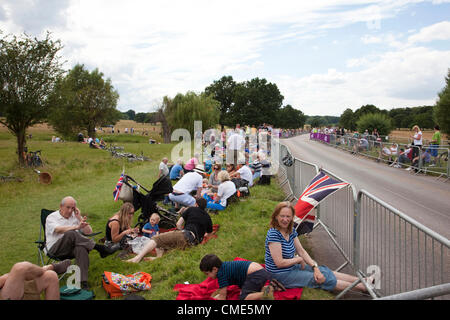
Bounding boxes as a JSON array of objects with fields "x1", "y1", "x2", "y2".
[{"x1": 0, "y1": 131, "x2": 334, "y2": 300}]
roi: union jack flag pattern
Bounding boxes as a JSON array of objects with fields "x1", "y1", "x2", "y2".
[
  {"x1": 113, "y1": 173, "x2": 125, "y2": 201},
  {"x1": 294, "y1": 171, "x2": 350, "y2": 234}
]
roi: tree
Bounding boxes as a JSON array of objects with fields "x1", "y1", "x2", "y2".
[
  {"x1": 339, "y1": 108, "x2": 356, "y2": 131},
  {"x1": 204, "y1": 76, "x2": 237, "y2": 129},
  {"x1": 123, "y1": 109, "x2": 135, "y2": 121},
  {"x1": 48, "y1": 64, "x2": 119, "y2": 139},
  {"x1": 276, "y1": 105, "x2": 306, "y2": 129},
  {"x1": 356, "y1": 113, "x2": 393, "y2": 136},
  {"x1": 167, "y1": 91, "x2": 220, "y2": 137},
  {"x1": 353, "y1": 104, "x2": 381, "y2": 121},
  {"x1": 156, "y1": 92, "x2": 220, "y2": 143},
  {"x1": 231, "y1": 78, "x2": 284, "y2": 126},
  {"x1": 0, "y1": 31, "x2": 64, "y2": 165},
  {"x1": 434, "y1": 69, "x2": 450, "y2": 135}
]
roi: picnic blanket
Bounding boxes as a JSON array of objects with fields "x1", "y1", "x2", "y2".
[{"x1": 173, "y1": 257, "x2": 302, "y2": 300}]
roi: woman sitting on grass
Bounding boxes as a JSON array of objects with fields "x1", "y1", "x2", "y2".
[
  {"x1": 265, "y1": 201, "x2": 375, "y2": 294},
  {"x1": 105, "y1": 202, "x2": 139, "y2": 246},
  {"x1": 203, "y1": 171, "x2": 236, "y2": 211}
]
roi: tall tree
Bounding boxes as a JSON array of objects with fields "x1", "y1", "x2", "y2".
[
  {"x1": 232, "y1": 77, "x2": 284, "y2": 126},
  {"x1": 434, "y1": 69, "x2": 450, "y2": 135},
  {"x1": 204, "y1": 75, "x2": 237, "y2": 129},
  {"x1": 49, "y1": 64, "x2": 119, "y2": 139},
  {"x1": 276, "y1": 105, "x2": 306, "y2": 129},
  {"x1": 339, "y1": 108, "x2": 356, "y2": 131},
  {"x1": 0, "y1": 31, "x2": 64, "y2": 165}
]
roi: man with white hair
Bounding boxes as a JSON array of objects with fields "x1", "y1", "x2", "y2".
[
  {"x1": 158, "y1": 157, "x2": 170, "y2": 178},
  {"x1": 45, "y1": 196, "x2": 119, "y2": 290}
]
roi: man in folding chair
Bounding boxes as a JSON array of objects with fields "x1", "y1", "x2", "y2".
[{"x1": 45, "y1": 196, "x2": 118, "y2": 290}]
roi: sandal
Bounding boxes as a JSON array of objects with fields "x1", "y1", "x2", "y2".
[{"x1": 270, "y1": 278, "x2": 287, "y2": 291}]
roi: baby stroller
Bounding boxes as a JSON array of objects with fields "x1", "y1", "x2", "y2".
[{"x1": 122, "y1": 174, "x2": 177, "y2": 230}]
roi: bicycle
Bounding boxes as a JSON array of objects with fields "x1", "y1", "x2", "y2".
[{"x1": 25, "y1": 149, "x2": 43, "y2": 167}]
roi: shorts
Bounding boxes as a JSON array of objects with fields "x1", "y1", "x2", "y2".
[
  {"x1": 271, "y1": 264, "x2": 337, "y2": 292},
  {"x1": 0, "y1": 280, "x2": 40, "y2": 300},
  {"x1": 239, "y1": 269, "x2": 272, "y2": 300},
  {"x1": 152, "y1": 230, "x2": 190, "y2": 251},
  {"x1": 429, "y1": 144, "x2": 438, "y2": 157}
]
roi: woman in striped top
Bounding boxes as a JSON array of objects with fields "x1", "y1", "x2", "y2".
[{"x1": 265, "y1": 202, "x2": 374, "y2": 293}]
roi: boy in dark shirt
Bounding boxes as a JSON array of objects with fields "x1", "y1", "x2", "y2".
[{"x1": 200, "y1": 254, "x2": 285, "y2": 300}]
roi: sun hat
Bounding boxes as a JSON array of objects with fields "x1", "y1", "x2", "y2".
[{"x1": 193, "y1": 164, "x2": 206, "y2": 174}]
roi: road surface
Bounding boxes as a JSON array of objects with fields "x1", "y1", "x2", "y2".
[
  {"x1": 280, "y1": 134, "x2": 450, "y2": 299},
  {"x1": 282, "y1": 134, "x2": 450, "y2": 239}
]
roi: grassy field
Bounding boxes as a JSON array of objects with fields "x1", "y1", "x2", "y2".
[{"x1": 0, "y1": 123, "x2": 334, "y2": 300}]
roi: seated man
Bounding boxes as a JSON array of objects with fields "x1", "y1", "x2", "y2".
[
  {"x1": 390, "y1": 147, "x2": 411, "y2": 168},
  {"x1": 0, "y1": 260, "x2": 71, "y2": 300},
  {"x1": 126, "y1": 198, "x2": 213, "y2": 263},
  {"x1": 409, "y1": 148, "x2": 432, "y2": 172},
  {"x1": 169, "y1": 159, "x2": 184, "y2": 181},
  {"x1": 379, "y1": 143, "x2": 398, "y2": 163},
  {"x1": 231, "y1": 163, "x2": 253, "y2": 187},
  {"x1": 353, "y1": 137, "x2": 369, "y2": 153},
  {"x1": 168, "y1": 165, "x2": 205, "y2": 209},
  {"x1": 199, "y1": 254, "x2": 285, "y2": 300},
  {"x1": 45, "y1": 196, "x2": 119, "y2": 290}
]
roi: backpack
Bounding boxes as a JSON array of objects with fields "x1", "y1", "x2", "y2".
[
  {"x1": 59, "y1": 285, "x2": 95, "y2": 300},
  {"x1": 102, "y1": 271, "x2": 152, "y2": 298}
]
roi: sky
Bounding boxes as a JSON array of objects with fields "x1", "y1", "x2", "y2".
[{"x1": 1, "y1": 0, "x2": 449, "y2": 117}]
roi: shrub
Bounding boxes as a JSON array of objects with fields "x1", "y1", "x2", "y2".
[{"x1": 356, "y1": 113, "x2": 393, "y2": 136}]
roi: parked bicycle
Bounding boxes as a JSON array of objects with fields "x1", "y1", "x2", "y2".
[{"x1": 25, "y1": 149, "x2": 43, "y2": 167}]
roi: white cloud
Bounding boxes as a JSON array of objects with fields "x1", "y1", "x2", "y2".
[
  {"x1": 408, "y1": 20, "x2": 450, "y2": 43},
  {"x1": 1, "y1": 0, "x2": 449, "y2": 116},
  {"x1": 278, "y1": 46, "x2": 450, "y2": 115}
]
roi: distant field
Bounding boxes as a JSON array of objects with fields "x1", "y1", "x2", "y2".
[{"x1": 0, "y1": 119, "x2": 161, "y2": 134}]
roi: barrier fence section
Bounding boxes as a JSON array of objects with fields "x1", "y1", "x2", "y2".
[
  {"x1": 277, "y1": 141, "x2": 450, "y2": 299},
  {"x1": 310, "y1": 132, "x2": 450, "y2": 180}
]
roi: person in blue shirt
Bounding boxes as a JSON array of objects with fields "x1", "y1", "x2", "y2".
[
  {"x1": 200, "y1": 254, "x2": 286, "y2": 300},
  {"x1": 265, "y1": 202, "x2": 375, "y2": 293},
  {"x1": 142, "y1": 213, "x2": 160, "y2": 238},
  {"x1": 169, "y1": 159, "x2": 184, "y2": 181}
]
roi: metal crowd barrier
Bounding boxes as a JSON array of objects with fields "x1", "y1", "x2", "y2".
[
  {"x1": 311, "y1": 133, "x2": 449, "y2": 180},
  {"x1": 276, "y1": 140, "x2": 450, "y2": 300}
]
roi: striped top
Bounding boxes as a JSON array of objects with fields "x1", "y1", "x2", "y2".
[
  {"x1": 265, "y1": 228, "x2": 298, "y2": 274},
  {"x1": 217, "y1": 261, "x2": 252, "y2": 288},
  {"x1": 250, "y1": 160, "x2": 262, "y2": 173}
]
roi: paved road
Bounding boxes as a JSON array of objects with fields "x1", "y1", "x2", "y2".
[
  {"x1": 282, "y1": 134, "x2": 450, "y2": 239},
  {"x1": 280, "y1": 134, "x2": 450, "y2": 299}
]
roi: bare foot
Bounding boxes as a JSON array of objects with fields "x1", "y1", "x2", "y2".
[
  {"x1": 125, "y1": 257, "x2": 140, "y2": 263},
  {"x1": 143, "y1": 257, "x2": 157, "y2": 262}
]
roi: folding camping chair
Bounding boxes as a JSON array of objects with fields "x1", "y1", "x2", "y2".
[{"x1": 35, "y1": 208, "x2": 101, "y2": 267}]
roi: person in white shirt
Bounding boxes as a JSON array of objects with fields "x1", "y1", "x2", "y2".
[
  {"x1": 231, "y1": 163, "x2": 254, "y2": 187},
  {"x1": 168, "y1": 165, "x2": 205, "y2": 208},
  {"x1": 203, "y1": 171, "x2": 237, "y2": 210},
  {"x1": 158, "y1": 157, "x2": 170, "y2": 178},
  {"x1": 411, "y1": 125, "x2": 423, "y2": 160},
  {"x1": 227, "y1": 126, "x2": 245, "y2": 165},
  {"x1": 45, "y1": 196, "x2": 118, "y2": 290}
]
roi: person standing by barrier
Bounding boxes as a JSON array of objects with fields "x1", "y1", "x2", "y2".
[
  {"x1": 410, "y1": 125, "x2": 423, "y2": 164},
  {"x1": 265, "y1": 202, "x2": 374, "y2": 293},
  {"x1": 429, "y1": 125, "x2": 441, "y2": 166}
]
